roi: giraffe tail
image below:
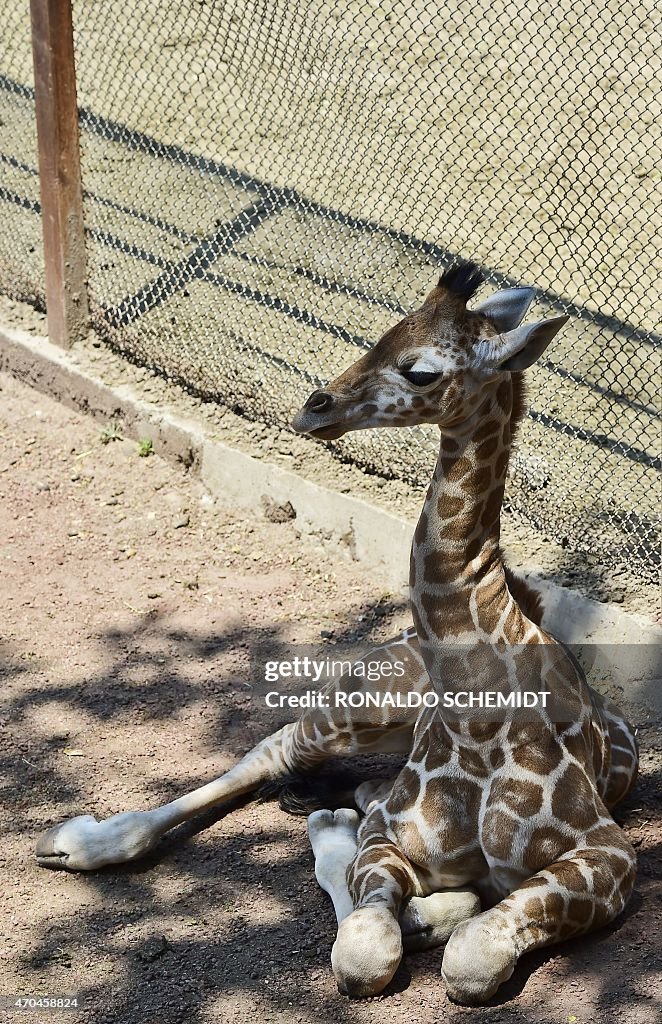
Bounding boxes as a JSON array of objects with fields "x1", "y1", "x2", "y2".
[{"x1": 258, "y1": 767, "x2": 366, "y2": 816}]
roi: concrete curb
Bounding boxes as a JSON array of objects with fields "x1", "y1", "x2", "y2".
[{"x1": 1, "y1": 323, "x2": 659, "y2": 692}]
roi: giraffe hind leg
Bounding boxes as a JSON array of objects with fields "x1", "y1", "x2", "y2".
[
  {"x1": 36, "y1": 722, "x2": 302, "y2": 871},
  {"x1": 400, "y1": 890, "x2": 482, "y2": 953},
  {"x1": 35, "y1": 695, "x2": 413, "y2": 870},
  {"x1": 35, "y1": 628, "x2": 421, "y2": 871}
]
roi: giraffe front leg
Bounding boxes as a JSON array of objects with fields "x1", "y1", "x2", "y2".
[
  {"x1": 308, "y1": 809, "x2": 481, "y2": 989},
  {"x1": 309, "y1": 807, "x2": 404, "y2": 995},
  {"x1": 441, "y1": 831, "x2": 637, "y2": 1005},
  {"x1": 334, "y1": 828, "x2": 418, "y2": 997},
  {"x1": 308, "y1": 808, "x2": 413, "y2": 996},
  {"x1": 36, "y1": 723, "x2": 300, "y2": 870}
]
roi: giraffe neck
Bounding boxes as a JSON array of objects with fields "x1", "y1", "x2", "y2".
[{"x1": 409, "y1": 375, "x2": 518, "y2": 653}]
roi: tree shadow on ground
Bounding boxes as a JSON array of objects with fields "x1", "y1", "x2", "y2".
[{"x1": 3, "y1": 597, "x2": 661, "y2": 1024}]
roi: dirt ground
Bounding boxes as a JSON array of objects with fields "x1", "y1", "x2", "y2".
[{"x1": 1, "y1": 371, "x2": 660, "y2": 1024}]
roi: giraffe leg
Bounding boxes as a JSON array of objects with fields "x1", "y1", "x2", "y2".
[
  {"x1": 330, "y1": 818, "x2": 421, "y2": 996},
  {"x1": 308, "y1": 809, "x2": 409, "y2": 996},
  {"x1": 35, "y1": 629, "x2": 424, "y2": 871},
  {"x1": 307, "y1": 807, "x2": 361, "y2": 923},
  {"x1": 307, "y1": 808, "x2": 481, "y2": 958},
  {"x1": 400, "y1": 890, "x2": 482, "y2": 953},
  {"x1": 36, "y1": 723, "x2": 301, "y2": 870},
  {"x1": 441, "y1": 827, "x2": 636, "y2": 1005},
  {"x1": 590, "y1": 687, "x2": 639, "y2": 808}
]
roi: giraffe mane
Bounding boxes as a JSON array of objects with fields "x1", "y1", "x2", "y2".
[
  {"x1": 501, "y1": 369, "x2": 545, "y2": 625},
  {"x1": 503, "y1": 566, "x2": 545, "y2": 626},
  {"x1": 509, "y1": 370, "x2": 528, "y2": 443}
]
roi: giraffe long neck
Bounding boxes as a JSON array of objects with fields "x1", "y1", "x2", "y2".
[{"x1": 409, "y1": 375, "x2": 529, "y2": 661}]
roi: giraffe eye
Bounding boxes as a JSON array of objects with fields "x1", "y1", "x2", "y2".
[{"x1": 400, "y1": 368, "x2": 442, "y2": 387}]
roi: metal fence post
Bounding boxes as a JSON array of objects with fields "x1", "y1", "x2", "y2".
[{"x1": 30, "y1": 0, "x2": 88, "y2": 347}]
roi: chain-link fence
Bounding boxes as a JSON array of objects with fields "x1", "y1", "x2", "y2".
[
  {"x1": 0, "y1": 3, "x2": 42, "y2": 307},
  {"x1": 1, "y1": 0, "x2": 660, "y2": 580}
]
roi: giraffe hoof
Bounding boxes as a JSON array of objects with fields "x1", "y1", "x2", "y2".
[
  {"x1": 307, "y1": 807, "x2": 360, "y2": 894},
  {"x1": 332, "y1": 906, "x2": 403, "y2": 998},
  {"x1": 35, "y1": 811, "x2": 159, "y2": 871},
  {"x1": 441, "y1": 914, "x2": 517, "y2": 1004},
  {"x1": 400, "y1": 889, "x2": 482, "y2": 953},
  {"x1": 36, "y1": 815, "x2": 100, "y2": 870},
  {"x1": 307, "y1": 808, "x2": 359, "y2": 856}
]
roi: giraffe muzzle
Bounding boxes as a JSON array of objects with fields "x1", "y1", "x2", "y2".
[{"x1": 291, "y1": 390, "x2": 347, "y2": 439}]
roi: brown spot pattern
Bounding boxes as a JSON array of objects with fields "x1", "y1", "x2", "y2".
[
  {"x1": 551, "y1": 765, "x2": 598, "y2": 828},
  {"x1": 475, "y1": 436, "x2": 499, "y2": 459},
  {"x1": 481, "y1": 808, "x2": 516, "y2": 860},
  {"x1": 438, "y1": 494, "x2": 465, "y2": 518},
  {"x1": 422, "y1": 776, "x2": 482, "y2": 848},
  {"x1": 471, "y1": 465, "x2": 493, "y2": 494},
  {"x1": 489, "y1": 777, "x2": 544, "y2": 817},
  {"x1": 458, "y1": 746, "x2": 489, "y2": 778},
  {"x1": 523, "y1": 826, "x2": 574, "y2": 871},
  {"x1": 490, "y1": 746, "x2": 506, "y2": 769},
  {"x1": 441, "y1": 456, "x2": 472, "y2": 483},
  {"x1": 546, "y1": 860, "x2": 589, "y2": 892},
  {"x1": 511, "y1": 734, "x2": 564, "y2": 774}
]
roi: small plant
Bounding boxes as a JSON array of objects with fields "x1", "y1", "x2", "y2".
[
  {"x1": 137, "y1": 438, "x2": 153, "y2": 458},
  {"x1": 100, "y1": 420, "x2": 123, "y2": 445}
]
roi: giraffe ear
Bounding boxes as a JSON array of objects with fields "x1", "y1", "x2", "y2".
[
  {"x1": 481, "y1": 315, "x2": 569, "y2": 372},
  {"x1": 473, "y1": 287, "x2": 536, "y2": 331}
]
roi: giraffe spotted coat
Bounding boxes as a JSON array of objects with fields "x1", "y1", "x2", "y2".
[{"x1": 293, "y1": 263, "x2": 637, "y2": 1002}]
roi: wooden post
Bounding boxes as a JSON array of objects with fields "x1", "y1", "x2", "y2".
[{"x1": 30, "y1": 0, "x2": 88, "y2": 346}]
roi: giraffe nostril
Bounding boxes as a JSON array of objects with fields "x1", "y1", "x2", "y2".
[{"x1": 306, "y1": 390, "x2": 334, "y2": 414}]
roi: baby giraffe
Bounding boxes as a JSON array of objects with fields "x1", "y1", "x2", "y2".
[{"x1": 292, "y1": 263, "x2": 637, "y2": 1003}]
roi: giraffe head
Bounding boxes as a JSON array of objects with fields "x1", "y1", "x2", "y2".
[{"x1": 292, "y1": 263, "x2": 568, "y2": 439}]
